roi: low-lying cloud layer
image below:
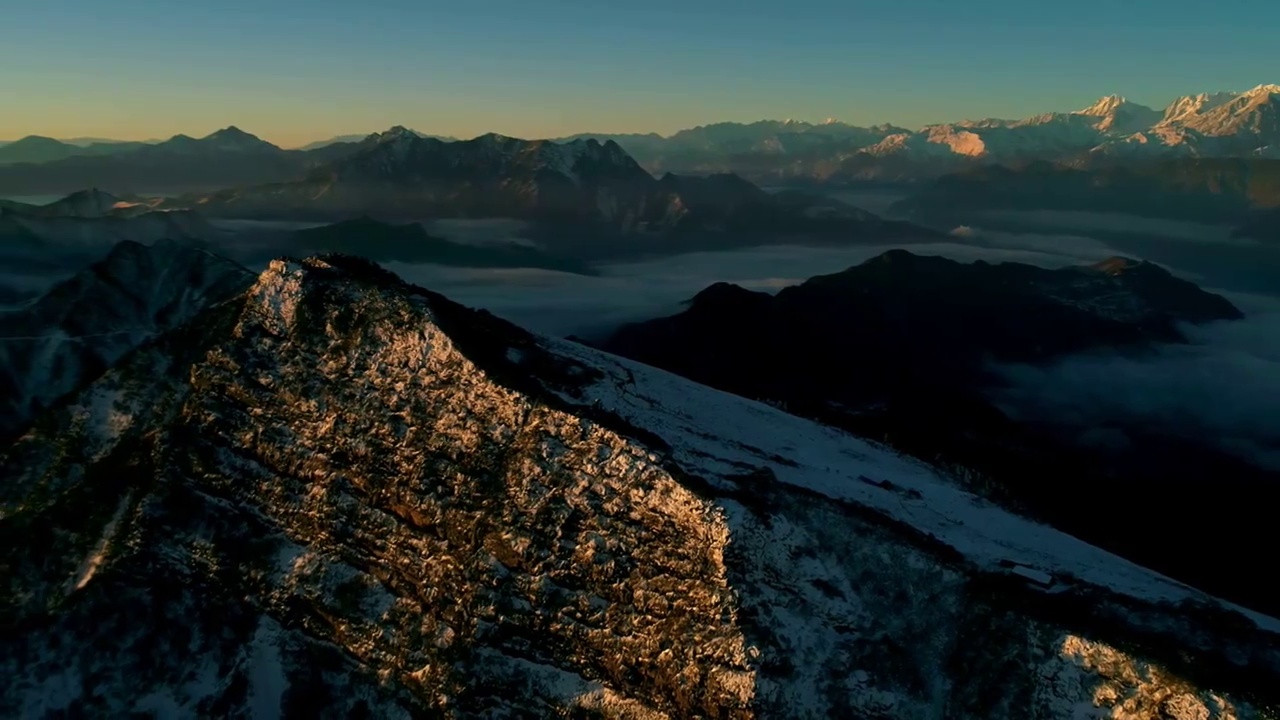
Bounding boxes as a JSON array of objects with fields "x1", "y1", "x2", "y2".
[
  {"x1": 388, "y1": 237, "x2": 1136, "y2": 339},
  {"x1": 385, "y1": 219, "x2": 1280, "y2": 474},
  {"x1": 993, "y1": 291, "x2": 1280, "y2": 470},
  {"x1": 7, "y1": 209, "x2": 1276, "y2": 475}
]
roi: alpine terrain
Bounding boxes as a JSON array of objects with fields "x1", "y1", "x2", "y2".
[
  {"x1": 599, "y1": 251, "x2": 1277, "y2": 618},
  {"x1": 2, "y1": 253, "x2": 1278, "y2": 718},
  {"x1": 159, "y1": 128, "x2": 933, "y2": 258},
  {"x1": 0, "y1": 239, "x2": 254, "y2": 440}
]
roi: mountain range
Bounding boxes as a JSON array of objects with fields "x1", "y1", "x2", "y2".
[
  {"x1": 0, "y1": 136, "x2": 151, "y2": 166},
  {"x1": 589, "y1": 84, "x2": 1280, "y2": 181},
  {"x1": 155, "y1": 127, "x2": 935, "y2": 258},
  {"x1": 889, "y1": 157, "x2": 1280, "y2": 233},
  {"x1": 0, "y1": 190, "x2": 215, "y2": 273},
  {"x1": 3, "y1": 250, "x2": 1278, "y2": 717},
  {"x1": 6, "y1": 83, "x2": 1276, "y2": 193},
  {"x1": 0, "y1": 127, "x2": 339, "y2": 196}
]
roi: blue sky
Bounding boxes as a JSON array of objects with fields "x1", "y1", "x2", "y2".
[{"x1": 2, "y1": 0, "x2": 1277, "y2": 146}]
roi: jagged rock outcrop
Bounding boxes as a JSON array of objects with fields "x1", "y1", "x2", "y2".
[{"x1": 2, "y1": 255, "x2": 1278, "y2": 718}]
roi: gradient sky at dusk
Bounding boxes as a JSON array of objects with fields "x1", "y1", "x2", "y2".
[{"x1": 3, "y1": 0, "x2": 1277, "y2": 147}]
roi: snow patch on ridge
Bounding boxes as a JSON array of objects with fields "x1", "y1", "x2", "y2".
[{"x1": 541, "y1": 336, "x2": 1280, "y2": 634}]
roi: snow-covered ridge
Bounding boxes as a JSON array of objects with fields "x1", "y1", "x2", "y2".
[
  {"x1": 542, "y1": 336, "x2": 1280, "y2": 634},
  {"x1": 3, "y1": 255, "x2": 1277, "y2": 717}
]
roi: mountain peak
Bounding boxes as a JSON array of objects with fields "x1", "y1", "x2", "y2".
[
  {"x1": 205, "y1": 125, "x2": 254, "y2": 140},
  {"x1": 1247, "y1": 83, "x2": 1280, "y2": 96},
  {"x1": 198, "y1": 126, "x2": 275, "y2": 151},
  {"x1": 1078, "y1": 94, "x2": 1129, "y2": 115},
  {"x1": 1088, "y1": 256, "x2": 1157, "y2": 276},
  {"x1": 367, "y1": 125, "x2": 421, "y2": 145},
  {"x1": 473, "y1": 131, "x2": 517, "y2": 144},
  {"x1": 8, "y1": 134, "x2": 66, "y2": 147}
]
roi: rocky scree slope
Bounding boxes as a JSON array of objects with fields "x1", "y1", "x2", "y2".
[{"x1": 1, "y1": 255, "x2": 1278, "y2": 718}]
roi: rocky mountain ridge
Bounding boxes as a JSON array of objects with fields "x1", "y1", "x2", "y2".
[
  {"x1": 9, "y1": 83, "x2": 1274, "y2": 195},
  {"x1": 155, "y1": 131, "x2": 935, "y2": 259},
  {"x1": 552, "y1": 84, "x2": 1280, "y2": 181},
  {"x1": 2, "y1": 253, "x2": 1278, "y2": 718}
]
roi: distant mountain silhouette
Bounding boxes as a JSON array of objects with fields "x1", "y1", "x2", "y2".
[
  {"x1": 159, "y1": 128, "x2": 939, "y2": 259},
  {"x1": 891, "y1": 158, "x2": 1280, "y2": 225},
  {"x1": 289, "y1": 216, "x2": 593, "y2": 273},
  {"x1": 0, "y1": 128, "x2": 337, "y2": 196},
  {"x1": 0, "y1": 136, "x2": 148, "y2": 166},
  {"x1": 598, "y1": 250, "x2": 1276, "y2": 615}
]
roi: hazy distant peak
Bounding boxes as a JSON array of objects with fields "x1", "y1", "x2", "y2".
[
  {"x1": 9, "y1": 134, "x2": 63, "y2": 145},
  {"x1": 365, "y1": 126, "x2": 422, "y2": 146},
  {"x1": 471, "y1": 131, "x2": 518, "y2": 143},
  {"x1": 206, "y1": 125, "x2": 252, "y2": 137},
  {"x1": 201, "y1": 126, "x2": 275, "y2": 150}
]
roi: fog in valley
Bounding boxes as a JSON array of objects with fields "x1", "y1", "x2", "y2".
[{"x1": 4, "y1": 198, "x2": 1278, "y2": 473}]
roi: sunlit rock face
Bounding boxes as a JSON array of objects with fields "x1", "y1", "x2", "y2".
[{"x1": 2, "y1": 256, "x2": 1277, "y2": 718}]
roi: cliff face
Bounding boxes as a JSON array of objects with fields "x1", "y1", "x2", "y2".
[{"x1": 2, "y1": 256, "x2": 1276, "y2": 719}]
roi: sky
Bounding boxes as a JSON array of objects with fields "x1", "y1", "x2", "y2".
[{"x1": 2, "y1": 0, "x2": 1278, "y2": 147}]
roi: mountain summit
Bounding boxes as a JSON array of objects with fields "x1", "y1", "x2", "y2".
[{"x1": 2, "y1": 254, "x2": 1277, "y2": 717}]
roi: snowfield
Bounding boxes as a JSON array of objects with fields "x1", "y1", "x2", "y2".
[{"x1": 544, "y1": 335, "x2": 1280, "y2": 634}]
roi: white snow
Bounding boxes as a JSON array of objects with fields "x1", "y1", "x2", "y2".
[
  {"x1": 541, "y1": 337, "x2": 1280, "y2": 634},
  {"x1": 246, "y1": 618, "x2": 288, "y2": 720},
  {"x1": 69, "y1": 492, "x2": 132, "y2": 593},
  {"x1": 542, "y1": 140, "x2": 588, "y2": 184}
]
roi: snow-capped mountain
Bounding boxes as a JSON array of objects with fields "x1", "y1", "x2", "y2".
[
  {"x1": 828, "y1": 85, "x2": 1280, "y2": 180},
  {"x1": 559, "y1": 84, "x2": 1280, "y2": 182},
  {"x1": 1161, "y1": 91, "x2": 1242, "y2": 124},
  {"x1": 1169, "y1": 84, "x2": 1280, "y2": 143},
  {"x1": 2, "y1": 253, "x2": 1276, "y2": 717},
  {"x1": 0, "y1": 239, "x2": 253, "y2": 439},
  {"x1": 1073, "y1": 95, "x2": 1163, "y2": 134}
]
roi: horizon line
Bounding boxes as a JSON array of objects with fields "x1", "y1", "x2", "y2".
[{"x1": 3, "y1": 81, "x2": 1277, "y2": 149}]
